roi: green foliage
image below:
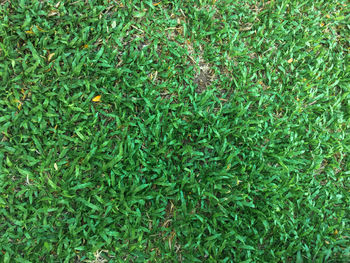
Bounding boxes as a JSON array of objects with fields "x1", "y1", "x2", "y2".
[{"x1": 0, "y1": 0, "x2": 349, "y2": 262}]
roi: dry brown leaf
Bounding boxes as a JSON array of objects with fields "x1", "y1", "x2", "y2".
[{"x1": 48, "y1": 9, "x2": 59, "y2": 17}]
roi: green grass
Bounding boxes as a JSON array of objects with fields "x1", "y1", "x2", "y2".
[{"x1": 0, "y1": 0, "x2": 349, "y2": 262}]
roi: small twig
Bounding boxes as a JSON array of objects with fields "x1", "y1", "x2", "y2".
[
  {"x1": 187, "y1": 54, "x2": 197, "y2": 65},
  {"x1": 307, "y1": 100, "x2": 318, "y2": 106},
  {"x1": 116, "y1": 59, "x2": 123, "y2": 68},
  {"x1": 26, "y1": 175, "x2": 32, "y2": 185},
  {"x1": 131, "y1": 24, "x2": 144, "y2": 34},
  {"x1": 179, "y1": 8, "x2": 186, "y2": 20},
  {"x1": 164, "y1": 27, "x2": 177, "y2": 30}
]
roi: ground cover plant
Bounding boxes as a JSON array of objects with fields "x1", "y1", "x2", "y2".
[{"x1": 0, "y1": 0, "x2": 349, "y2": 262}]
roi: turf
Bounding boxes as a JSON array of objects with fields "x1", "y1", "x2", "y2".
[{"x1": 0, "y1": 0, "x2": 349, "y2": 262}]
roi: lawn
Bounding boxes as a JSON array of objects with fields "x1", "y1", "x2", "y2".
[{"x1": 0, "y1": 0, "x2": 349, "y2": 262}]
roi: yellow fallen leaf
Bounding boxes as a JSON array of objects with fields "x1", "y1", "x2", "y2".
[
  {"x1": 36, "y1": 25, "x2": 45, "y2": 32},
  {"x1": 92, "y1": 95, "x2": 101, "y2": 102},
  {"x1": 326, "y1": 14, "x2": 330, "y2": 18},
  {"x1": 54, "y1": 163, "x2": 58, "y2": 171},
  {"x1": 153, "y1": 1, "x2": 161, "y2": 6},
  {"x1": 82, "y1": 44, "x2": 89, "y2": 49},
  {"x1": 14, "y1": 99, "x2": 22, "y2": 110},
  {"x1": 288, "y1": 58, "x2": 293, "y2": 63},
  {"x1": 25, "y1": 29, "x2": 34, "y2": 34},
  {"x1": 48, "y1": 52, "x2": 55, "y2": 62},
  {"x1": 320, "y1": 22, "x2": 325, "y2": 27},
  {"x1": 334, "y1": 229, "x2": 338, "y2": 235}
]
